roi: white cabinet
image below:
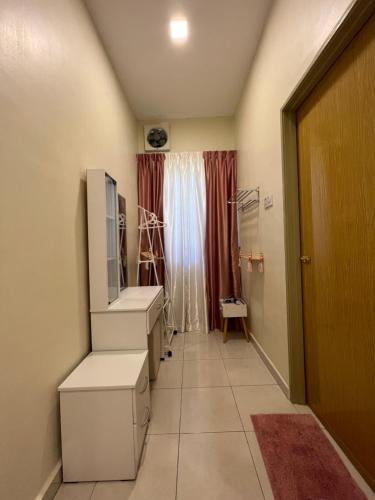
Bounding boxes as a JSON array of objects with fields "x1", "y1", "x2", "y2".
[
  {"x1": 58, "y1": 351, "x2": 150, "y2": 482},
  {"x1": 91, "y1": 286, "x2": 164, "y2": 379},
  {"x1": 86, "y1": 169, "x2": 164, "y2": 380},
  {"x1": 87, "y1": 169, "x2": 120, "y2": 310}
]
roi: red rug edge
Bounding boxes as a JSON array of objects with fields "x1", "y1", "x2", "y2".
[{"x1": 250, "y1": 413, "x2": 368, "y2": 500}]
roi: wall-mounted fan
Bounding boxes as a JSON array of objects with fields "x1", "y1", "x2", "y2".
[{"x1": 144, "y1": 123, "x2": 170, "y2": 152}]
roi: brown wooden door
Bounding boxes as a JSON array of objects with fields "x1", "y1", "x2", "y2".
[{"x1": 297, "y1": 13, "x2": 375, "y2": 490}]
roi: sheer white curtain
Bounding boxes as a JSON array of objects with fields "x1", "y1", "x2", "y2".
[{"x1": 163, "y1": 152, "x2": 208, "y2": 333}]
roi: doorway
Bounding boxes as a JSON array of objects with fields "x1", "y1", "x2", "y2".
[{"x1": 288, "y1": 10, "x2": 375, "y2": 490}]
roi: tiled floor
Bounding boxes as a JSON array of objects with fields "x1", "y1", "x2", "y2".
[{"x1": 55, "y1": 331, "x2": 374, "y2": 500}]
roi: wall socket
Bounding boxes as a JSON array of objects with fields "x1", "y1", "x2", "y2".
[{"x1": 264, "y1": 194, "x2": 273, "y2": 209}]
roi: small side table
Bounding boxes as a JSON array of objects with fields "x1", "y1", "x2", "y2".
[{"x1": 219, "y1": 298, "x2": 250, "y2": 343}]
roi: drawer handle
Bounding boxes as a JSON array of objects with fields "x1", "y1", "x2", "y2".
[
  {"x1": 141, "y1": 406, "x2": 151, "y2": 427},
  {"x1": 139, "y1": 375, "x2": 149, "y2": 394}
]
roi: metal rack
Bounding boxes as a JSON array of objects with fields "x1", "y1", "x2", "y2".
[
  {"x1": 239, "y1": 251, "x2": 264, "y2": 272},
  {"x1": 228, "y1": 187, "x2": 260, "y2": 212},
  {"x1": 137, "y1": 206, "x2": 177, "y2": 347}
]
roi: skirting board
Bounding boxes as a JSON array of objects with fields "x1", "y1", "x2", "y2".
[
  {"x1": 35, "y1": 460, "x2": 62, "y2": 500},
  {"x1": 250, "y1": 334, "x2": 290, "y2": 399}
]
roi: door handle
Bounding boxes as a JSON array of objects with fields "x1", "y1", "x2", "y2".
[{"x1": 300, "y1": 256, "x2": 311, "y2": 264}]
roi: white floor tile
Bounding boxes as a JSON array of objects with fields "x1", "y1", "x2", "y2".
[
  {"x1": 210, "y1": 329, "x2": 223, "y2": 342},
  {"x1": 224, "y1": 358, "x2": 275, "y2": 386},
  {"x1": 166, "y1": 334, "x2": 185, "y2": 361},
  {"x1": 218, "y1": 338, "x2": 259, "y2": 359},
  {"x1": 293, "y1": 404, "x2": 325, "y2": 427},
  {"x1": 180, "y1": 387, "x2": 242, "y2": 433},
  {"x1": 215, "y1": 329, "x2": 249, "y2": 343},
  {"x1": 184, "y1": 332, "x2": 216, "y2": 344},
  {"x1": 183, "y1": 338, "x2": 220, "y2": 360},
  {"x1": 183, "y1": 359, "x2": 229, "y2": 387},
  {"x1": 151, "y1": 360, "x2": 183, "y2": 389},
  {"x1": 166, "y1": 347, "x2": 184, "y2": 361},
  {"x1": 171, "y1": 333, "x2": 185, "y2": 347},
  {"x1": 91, "y1": 481, "x2": 135, "y2": 500},
  {"x1": 54, "y1": 482, "x2": 95, "y2": 500},
  {"x1": 293, "y1": 403, "x2": 314, "y2": 415},
  {"x1": 129, "y1": 434, "x2": 179, "y2": 500},
  {"x1": 148, "y1": 389, "x2": 181, "y2": 434},
  {"x1": 177, "y1": 432, "x2": 264, "y2": 500},
  {"x1": 246, "y1": 432, "x2": 274, "y2": 500},
  {"x1": 232, "y1": 385, "x2": 296, "y2": 431}
]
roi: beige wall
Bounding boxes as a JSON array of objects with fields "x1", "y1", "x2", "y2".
[
  {"x1": 235, "y1": 0, "x2": 353, "y2": 385},
  {"x1": 138, "y1": 116, "x2": 235, "y2": 153},
  {"x1": 0, "y1": 1, "x2": 138, "y2": 499}
]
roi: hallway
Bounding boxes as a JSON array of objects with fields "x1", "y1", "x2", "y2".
[{"x1": 55, "y1": 332, "x2": 374, "y2": 500}]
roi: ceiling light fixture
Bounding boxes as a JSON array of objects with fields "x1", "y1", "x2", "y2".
[{"x1": 169, "y1": 20, "x2": 188, "y2": 41}]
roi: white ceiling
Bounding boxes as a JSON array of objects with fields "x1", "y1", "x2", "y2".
[{"x1": 85, "y1": 0, "x2": 273, "y2": 120}]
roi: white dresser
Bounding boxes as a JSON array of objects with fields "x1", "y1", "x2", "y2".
[
  {"x1": 58, "y1": 351, "x2": 150, "y2": 482},
  {"x1": 91, "y1": 286, "x2": 164, "y2": 379},
  {"x1": 86, "y1": 171, "x2": 165, "y2": 375}
]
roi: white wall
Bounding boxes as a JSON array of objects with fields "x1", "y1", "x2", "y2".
[
  {"x1": 138, "y1": 116, "x2": 235, "y2": 153},
  {"x1": 0, "y1": 1, "x2": 138, "y2": 499},
  {"x1": 235, "y1": 0, "x2": 353, "y2": 385}
]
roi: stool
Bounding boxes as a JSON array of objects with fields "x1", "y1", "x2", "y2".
[{"x1": 219, "y1": 298, "x2": 250, "y2": 343}]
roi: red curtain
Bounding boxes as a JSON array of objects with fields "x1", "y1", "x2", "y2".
[
  {"x1": 137, "y1": 153, "x2": 165, "y2": 286},
  {"x1": 203, "y1": 151, "x2": 241, "y2": 330}
]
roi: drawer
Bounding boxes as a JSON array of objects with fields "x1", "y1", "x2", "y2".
[
  {"x1": 133, "y1": 416, "x2": 148, "y2": 468},
  {"x1": 147, "y1": 317, "x2": 161, "y2": 380},
  {"x1": 133, "y1": 398, "x2": 150, "y2": 466},
  {"x1": 132, "y1": 356, "x2": 150, "y2": 466},
  {"x1": 133, "y1": 355, "x2": 151, "y2": 425},
  {"x1": 91, "y1": 311, "x2": 148, "y2": 350},
  {"x1": 147, "y1": 290, "x2": 164, "y2": 333}
]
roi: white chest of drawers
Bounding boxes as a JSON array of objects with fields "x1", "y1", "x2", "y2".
[
  {"x1": 90, "y1": 286, "x2": 164, "y2": 379},
  {"x1": 58, "y1": 351, "x2": 150, "y2": 482}
]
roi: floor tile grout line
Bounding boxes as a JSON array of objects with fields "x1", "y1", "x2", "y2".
[
  {"x1": 244, "y1": 433, "x2": 268, "y2": 500},
  {"x1": 182, "y1": 383, "x2": 277, "y2": 389},
  {"x1": 184, "y1": 356, "x2": 260, "y2": 361},
  {"x1": 222, "y1": 358, "x2": 245, "y2": 432},
  {"x1": 222, "y1": 352, "x2": 267, "y2": 500},
  {"x1": 160, "y1": 383, "x2": 278, "y2": 390},
  {"x1": 88, "y1": 482, "x2": 97, "y2": 500},
  {"x1": 150, "y1": 430, "x2": 254, "y2": 436},
  {"x1": 179, "y1": 430, "x2": 248, "y2": 435},
  {"x1": 230, "y1": 382, "x2": 267, "y2": 500}
]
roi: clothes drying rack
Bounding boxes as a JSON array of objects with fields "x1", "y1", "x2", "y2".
[
  {"x1": 137, "y1": 206, "x2": 177, "y2": 348},
  {"x1": 118, "y1": 212, "x2": 127, "y2": 287},
  {"x1": 228, "y1": 187, "x2": 260, "y2": 212}
]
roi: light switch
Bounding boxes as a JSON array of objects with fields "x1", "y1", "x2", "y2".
[{"x1": 264, "y1": 194, "x2": 273, "y2": 209}]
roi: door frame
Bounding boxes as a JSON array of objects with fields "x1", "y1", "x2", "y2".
[{"x1": 281, "y1": 0, "x2": 375, "y2": 403}]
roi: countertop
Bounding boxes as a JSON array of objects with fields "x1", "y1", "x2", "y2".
[{"x1": 58, "y1": 350, "x2": 148, "y2": 392}]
